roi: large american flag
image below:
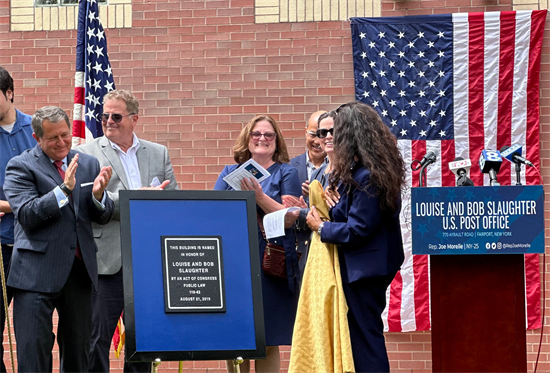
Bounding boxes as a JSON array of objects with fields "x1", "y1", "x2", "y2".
[
  {"x1": 73, "y1": 0, "x2": 115, "y2": 145},
  {"x1": 352, "y1": 10, "x2": 547, "y2": 332}
]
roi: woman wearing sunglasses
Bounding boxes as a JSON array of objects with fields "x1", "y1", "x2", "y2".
[
  {"x1": 214, "y1": 115, "x2": 301, "y2": 373},
  {"x1": 306, "y1": 101, "x2": 406, "y2": 372}
]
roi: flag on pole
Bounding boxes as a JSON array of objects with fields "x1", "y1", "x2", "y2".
[
  {"x1": 73, "y1": 0, "x2": 115, "y2": 145},
  {"x1": 351, "y1": 10, "x2": 547, "y2": 332}
]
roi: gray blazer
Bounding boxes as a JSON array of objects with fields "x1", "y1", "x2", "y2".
[
  {"x1": 77, "y1": 136, "x2": 178, "y2": 275},
  {"x1": 3, "y1": 146, "x2": 114, "y2": 292}
]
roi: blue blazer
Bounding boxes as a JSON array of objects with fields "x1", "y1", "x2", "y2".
[
  {"x1": 3, "y1": 145, "x2": 114, "y2": 293},
  {"x1": 290, "y1": 152, "x2": 308, "y2": 186},
  {"x1": 321, "y1": 166, "x2": 404, "y2": 283}
]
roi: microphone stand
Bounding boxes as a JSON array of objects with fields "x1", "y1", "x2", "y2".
[{"x1": 515, "y1": 162, "x2": 522, "y2": 185}]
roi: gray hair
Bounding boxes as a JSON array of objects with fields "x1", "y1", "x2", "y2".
[
  {"x1": 32, "y1": 106, "x2": 71, "y2": 138},
  {"x1": 103, "y1": 89, "x2": 139, "y2": 115}
]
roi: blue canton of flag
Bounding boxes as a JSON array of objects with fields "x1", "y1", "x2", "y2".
[
  {"x1": 73, "y1": 0, "x2": 115, "y2": 144},
  {"x1": 352, "y1": 16, "x2": 453, "y2": 141}
]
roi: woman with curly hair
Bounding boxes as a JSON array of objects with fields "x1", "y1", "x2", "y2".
[
  {"x1": 306, "y1": 101, "x2": 406, "y2": 372},
  {"x1": 215, "y1": 115, "x2": 301, "y2": 372}
]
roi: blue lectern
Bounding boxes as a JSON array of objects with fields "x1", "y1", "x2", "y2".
[{"x1": 412, "y1": 185, "x2": 544, "y2": 372}]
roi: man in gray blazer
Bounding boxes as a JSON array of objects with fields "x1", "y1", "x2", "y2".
[
  {"x1": 77, "y1": 89, "x2": 178, "y2": 372},
  {"x1": 3, "y1": 106, "x2": 114, "y2": 372}
]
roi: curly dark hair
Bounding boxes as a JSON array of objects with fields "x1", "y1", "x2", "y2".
[{"x1": 329, "y1": 101, "x2": 405, "y2": 212}]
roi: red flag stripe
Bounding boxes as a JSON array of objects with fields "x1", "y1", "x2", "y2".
[{"x1": 387, "y1": 271, "x2": 403, "y2": 332}]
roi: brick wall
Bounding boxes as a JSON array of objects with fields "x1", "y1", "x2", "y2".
[{"x1": 0, "y1": 0, "x2": 549, "y2": 372}]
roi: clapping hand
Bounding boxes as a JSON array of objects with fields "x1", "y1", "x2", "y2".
[{"x1": 92, "y1": 166, "x2": 113, "y2": 201}]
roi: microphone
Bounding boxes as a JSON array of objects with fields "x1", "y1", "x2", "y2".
[
  {"x1": 449, "y1": 157, "x2": 475, "y2": 186},
  {"x1": 478, "y1": 149, "x2": 502, "y2": 186},
  {"x1": 500, "y1": 144, "x2": 534, "y2": 167},
  {"x1": 419, "y1": 148, "x2": 438, "y2": 168}
]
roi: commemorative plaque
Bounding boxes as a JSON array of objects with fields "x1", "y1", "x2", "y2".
[{"x1": 161, "y1": 236, "x2": 226, "y2": 313}]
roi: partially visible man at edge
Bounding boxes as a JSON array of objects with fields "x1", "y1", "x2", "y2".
[
  {"x1": 0, "y1": 66, "x2": 35, "y2": 373},
  {"x1": 77, "y1": 89, "x2": 178, "y2": 373}
]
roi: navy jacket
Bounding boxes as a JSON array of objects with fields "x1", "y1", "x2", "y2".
[
  {"x1": 321, "y1": 166, "x2": 404, "y2": 283},
  {"x1": 3, "y1": 146, "x2": 114, "y2": 293}
]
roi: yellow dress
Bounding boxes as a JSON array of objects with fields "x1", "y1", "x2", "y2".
[{"x1": 288, "y1": 180, "x2": 355, "y2": 373}]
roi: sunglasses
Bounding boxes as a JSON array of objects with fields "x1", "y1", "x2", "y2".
[
  {"x1": 101, "y1": 113, "x2": 135, "y2": 124},
  {"x1": 306, "y1": 130, "x2": 318, "y2": 138},
  {"x1": 250, "y1": 131, "x2": 276, "y2": 141},
  {"x1": 316, "y1": 127, "x2": 334, "y2": 139}
]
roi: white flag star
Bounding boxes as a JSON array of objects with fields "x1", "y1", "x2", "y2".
[
  {"x1": 439, "y1": 110, "x2": 446, "y2": 117},
  {"x1": 94, "y1": 46, "x2": 104, "y2": 58},
  {"x1": 407, "y1": 41, "x2": 415, "y2": 48},
  {"x1": 96, "y1": 29, "x2": 105, "y2": 42},
  {"x1": 420, "y1": 130, "x2": 427, "y2": 137},
  {"x1": 372, "y1": 100, "x2": 379, "y2": 107},
  {"x1": 438, "y1": 50, "x2": 445, "y2": 58},
  {"x1": 389, "y1": 100, "x2": 397, "y2": 107},
  {"x1": 371, "y1": 81, "x2": 378, "y2": 88},
  {"x1": 88, "y1": 11, "x2": 96, "y2": 23},
  {"x1": 391, "y1": 119, "x2": 398, "y2": 126},
  {"x1": 439, "y1": 130, "x2": 446, "y2": 137},
  {"x1": 418, "y1": 90, "x2": 426, "y2": 97},
  {"x1": 409, "y1": 100, "x2": 416, "y2": 107},
  {"x1": 417, "y1": 51, "x2": 425, "y2": 58},
  {"x1": 388, "y1": 61, "x2": 396, "y2": 68},
  {"x1": 388, "y1": 41, "x2": 395, "y2": 48},
  {"x1": 428, "y1": 41, "x2": 435, "y2": 48},
  {"x1": 92, "y1": 61, "x2": 103, "y2": 74},
  {"x1": 418, "y1": 71, "x2": 425, "y2": 78},
  {"x1": 408, "y1": 80, "x2": 415, "y2": 87},
  {"x1": 378, "y1": 31, "x2": 385, "y2": 39},
  {"x1": 380, "y1": 89, "x2": 387, "y2": 97},
  {"x1": 428, "y1": 100, "x2": 436, "y2": 107},
  {"x1": 430, "y1": 120, "x2": 437, "y2": 127},
  {"x1": 87, "y1": 44, "x2": 94, "y2": 55},
  {"x1": 398, "y1": 32, "x2": 405, "y2": 39},
  {"x1": 419, "y1": 110, "x2": 426, "y2": 117},
  {"x1": 378, "y1": 51, "x2": 386, "y2": 58},
  {"x1": 381, "y1": 110, "x2": 388, "y2": 117},
  {"x1": 379, "y1": 70, "x2": 386, "y2": 77},
  {"x1": 400, "y1": 129, "x2": 407, "y2": 136},
  {"x1": 362, "y1": 91, "x2": 370, "y2": 98},
  {"x1": 87, "y1": 27, "x2": 96, "y2": 39},
  {"x1": 85, "y1": 108, "x2": 95, "y2": 121},
  {"x1": 92, "y1": 79, "x2": 102, "y2": 91},
  {"x1": 105, "y1": 81, "x2": 114, "y2": 92},
  {"x1": 410, "y1": 120, "x2": 417, "y2": 127},
  {"x1": 438, "y1": 70, "x2": 445, "y2": 77},
  {"x1": 407, "y1": 61, "x2": 415, "y2": 68},
  {"x1": 428, "y1": 81, "x2": 435, "y2": 87},
  {"x1": 105, "y1": 65, "x2": 112, "y2": 77},
  {"x1": 398, "y1": 71, "x2": 405, "y2": 78},
  {"x1": 398, "y1": 51, "x2": 405, "y2": 58},
  {"x1": 428, "y1": 61, "x2": 435, "y2": 68},
  {"x1": 369, "y1": 61, "x2": 376, "y2": 68},
  {"x1": 85, "y1": 92, "x2": 94, "y2": 104},
  {"x1": 398, "y1": 90, "x2": 406, "y2": 97},
  {"x1": 362, "y1": 71, "x2": 369, "y2": 78},
  {"x1": 359, "y1": 32, "x2": 366, "y2": 39},
  {"x1": 399, "y1": 109, "x2": 407, "y2": 117},
  {"x1": 438, "y1": 90, "x2": 445, "y2": 97},
  {"x1": 389, "y1": 80, "x2": 396, "y2": 87},
  {"x1": 417, "y1": 31, "x2": 425, "y2": 38},
  {"x1": 369, "y1": 41, "x2": 376, "y2": 48},
  {"x1": 438, "y1": 31, "x2": 445, "y2": 38},
  {"x1": 361, "y1": 52, "x2": 367, "y2": 59}
]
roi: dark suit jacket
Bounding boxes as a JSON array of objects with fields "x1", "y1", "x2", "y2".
[
  {"x1": 3, "y1": 145, "x2": 114, "y2": 293},
  {"x1": 290, "y1": 152, "x2": 308, "y2": 186},
  {"x1": 321, "y1": 165, "x2": 404, "y2": 284}
]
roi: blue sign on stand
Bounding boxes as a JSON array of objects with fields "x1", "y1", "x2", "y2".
[
  {"x1": 119, "y1": 190, "x2": 265, "y2": 362},
  {"x1": 411, "y1": 185, "x2": 544, "y2": 255}
]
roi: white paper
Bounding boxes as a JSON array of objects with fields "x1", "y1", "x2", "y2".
[
  {"x1": 223, "y1": 158, "x2": 271, "y2": 191},
  {"x1": 263, "y1": 207, "x2": 299, "y2": 239}
]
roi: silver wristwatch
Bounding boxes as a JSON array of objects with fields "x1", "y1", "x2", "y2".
[{"x1": 317, "y1": 222, "x2": 325, "y2": 235}]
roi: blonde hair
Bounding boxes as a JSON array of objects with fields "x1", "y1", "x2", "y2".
[{"x1": 233, "y1": 115, "x2": 290, "y2": 164}]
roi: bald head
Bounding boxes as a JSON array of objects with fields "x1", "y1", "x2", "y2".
[
  {"x1": 305, "y1": 110, "x2": 327, "y2": 164},
  {"x1": 306, "y1": 110, "x2": 327, "y2": 130}
]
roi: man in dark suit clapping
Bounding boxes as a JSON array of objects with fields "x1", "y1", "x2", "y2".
[{"x1": 3, "y1": 106, "x2": 114, "y2": 372}]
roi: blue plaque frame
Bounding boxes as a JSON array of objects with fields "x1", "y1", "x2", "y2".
[{"x1": 119, "y1": 190, "x2": 266, "y2": 362}]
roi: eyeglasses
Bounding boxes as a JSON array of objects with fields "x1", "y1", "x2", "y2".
[
  {"x1": 316, "y1": 127, "x2": 334, "y2": 139},
  {"x1": 101, "y1": 113, "x2": 135, "y2": 124},
  {"x1": 250, "y1": 131, "x2": 276, "y2": 141},
  {"x1": 306, "y1": 130, "x2": 318, "y2": 138}
]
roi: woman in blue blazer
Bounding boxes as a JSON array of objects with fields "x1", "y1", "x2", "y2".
[{"x1": 307, "y1": 101, "x2": 406, "y2": 372}]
